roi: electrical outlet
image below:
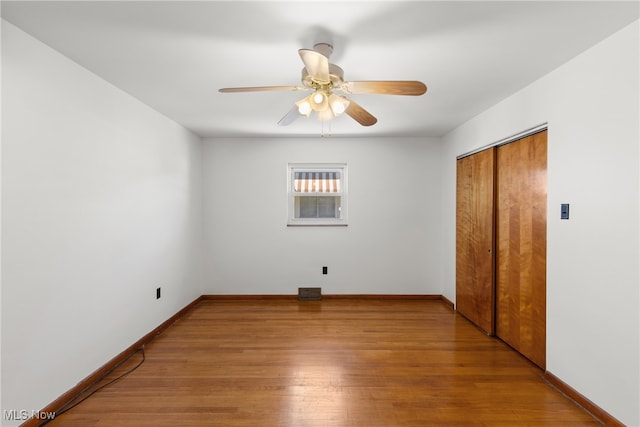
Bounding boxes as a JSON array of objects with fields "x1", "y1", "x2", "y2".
[
  {"x1": 156, "y1": 287, "x2": 161, "y2": 299},
  {"x1": 322, "y1": 266, "x2": 328, "y2": 275}
]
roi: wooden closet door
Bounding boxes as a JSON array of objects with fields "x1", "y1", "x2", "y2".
[
  {"x1": 456, "y1": 148, "x2": 495, "y2": 335},
  {"x1": 496, "y1": 130, "x2": 547, "y2": 369}
]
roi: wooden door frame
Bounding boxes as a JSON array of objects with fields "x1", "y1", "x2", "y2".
[{"x1": 455, "y1": 123, "x2": 548, "y2": 161}]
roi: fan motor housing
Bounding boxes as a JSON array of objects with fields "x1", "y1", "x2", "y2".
[{"x1": 301, "y1": 64, "x2": 344, "y2": 89}]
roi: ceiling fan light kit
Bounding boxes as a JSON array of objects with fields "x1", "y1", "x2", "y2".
[{"x1": 219, "y1": 42, "x2": 427, "y2": 127}]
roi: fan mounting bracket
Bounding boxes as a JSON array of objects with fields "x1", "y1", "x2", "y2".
[{"x1": 313, "y1": 42, "x2": 333, "y2": 58}]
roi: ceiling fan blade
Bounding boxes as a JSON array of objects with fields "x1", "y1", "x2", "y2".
[
  {"x1": 277, "y1": 106, "x2": 300, "y2": 126},
  {"x1": 344, "y1": 99, "x2": 377, "y2": 127},
  {"x1": 219, "y1": 85, "x2": 304, "y2": 93},
  {"x1": 299, "y1": 49, "x2": 330, "y2": 84},
  {"x1": 343, "y1": 81, "x2": 427, "y2": 96}
]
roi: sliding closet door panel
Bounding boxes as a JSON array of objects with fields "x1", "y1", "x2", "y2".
[
  {"x1": 496, "y1": 130, "x2": 547, "y2": 369},
  {"x1": 456, "y1": 148, "x2": 495, "y2": 335}
]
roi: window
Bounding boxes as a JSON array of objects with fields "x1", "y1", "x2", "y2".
[{"x1": 287, "y1": 163, "x2": 347, "y2": 226}]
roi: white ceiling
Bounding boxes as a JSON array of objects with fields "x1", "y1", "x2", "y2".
[{"x1": 2, "y1": 1, "x2": 638, "y2": 138}]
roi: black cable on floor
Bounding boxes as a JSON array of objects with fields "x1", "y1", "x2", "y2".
[{"x1": 38, "y1": 346, "x2": 146, "y2": 426}]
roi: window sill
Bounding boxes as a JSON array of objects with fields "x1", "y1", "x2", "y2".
[{"x1": 287, "y1": 221, "x2": 348, "y2": 227}]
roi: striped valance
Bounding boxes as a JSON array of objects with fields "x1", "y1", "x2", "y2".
[{"x1": 294, "y1": 171, "x2": 341, "y2": 193}]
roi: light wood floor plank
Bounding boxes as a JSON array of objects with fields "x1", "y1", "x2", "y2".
[{"x1": 48, "y1": 299, "x2": 599, "y2": 426}]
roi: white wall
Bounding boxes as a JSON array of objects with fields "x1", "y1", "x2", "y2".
[
  {"x1": 1, "y1": 21, "x2": 203, "y2": 424},
  {"x1": 0, "y1": 17, "x2": 4, "y2": 420},
  {"x1": 202, "y1": 136, "x2": 443, "y2": 295},
  {"x1": 441, "y1": 21, "x2": 639, "y2": 426}
]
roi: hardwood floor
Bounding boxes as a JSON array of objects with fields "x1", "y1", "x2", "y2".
[{"x1": 47, "y1": 299, "x2": 599, "y2": 426}]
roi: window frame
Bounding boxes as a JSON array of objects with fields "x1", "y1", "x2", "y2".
[{"x1": 287, "y1": 162, "x2": 348, "y2": 226}]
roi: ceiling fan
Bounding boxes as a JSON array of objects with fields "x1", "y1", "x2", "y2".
[{"x1": 219, "y1": 43, "x2": 427, "y2": 127}]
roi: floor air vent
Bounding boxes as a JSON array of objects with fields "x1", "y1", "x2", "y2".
[{"x1": 298, "y1": 287, "x2": 322, "y2": 301}]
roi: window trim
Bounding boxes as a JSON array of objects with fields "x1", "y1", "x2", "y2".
[{"x1": 287, "y1": 162, "x2": 348, "y2": 226}]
